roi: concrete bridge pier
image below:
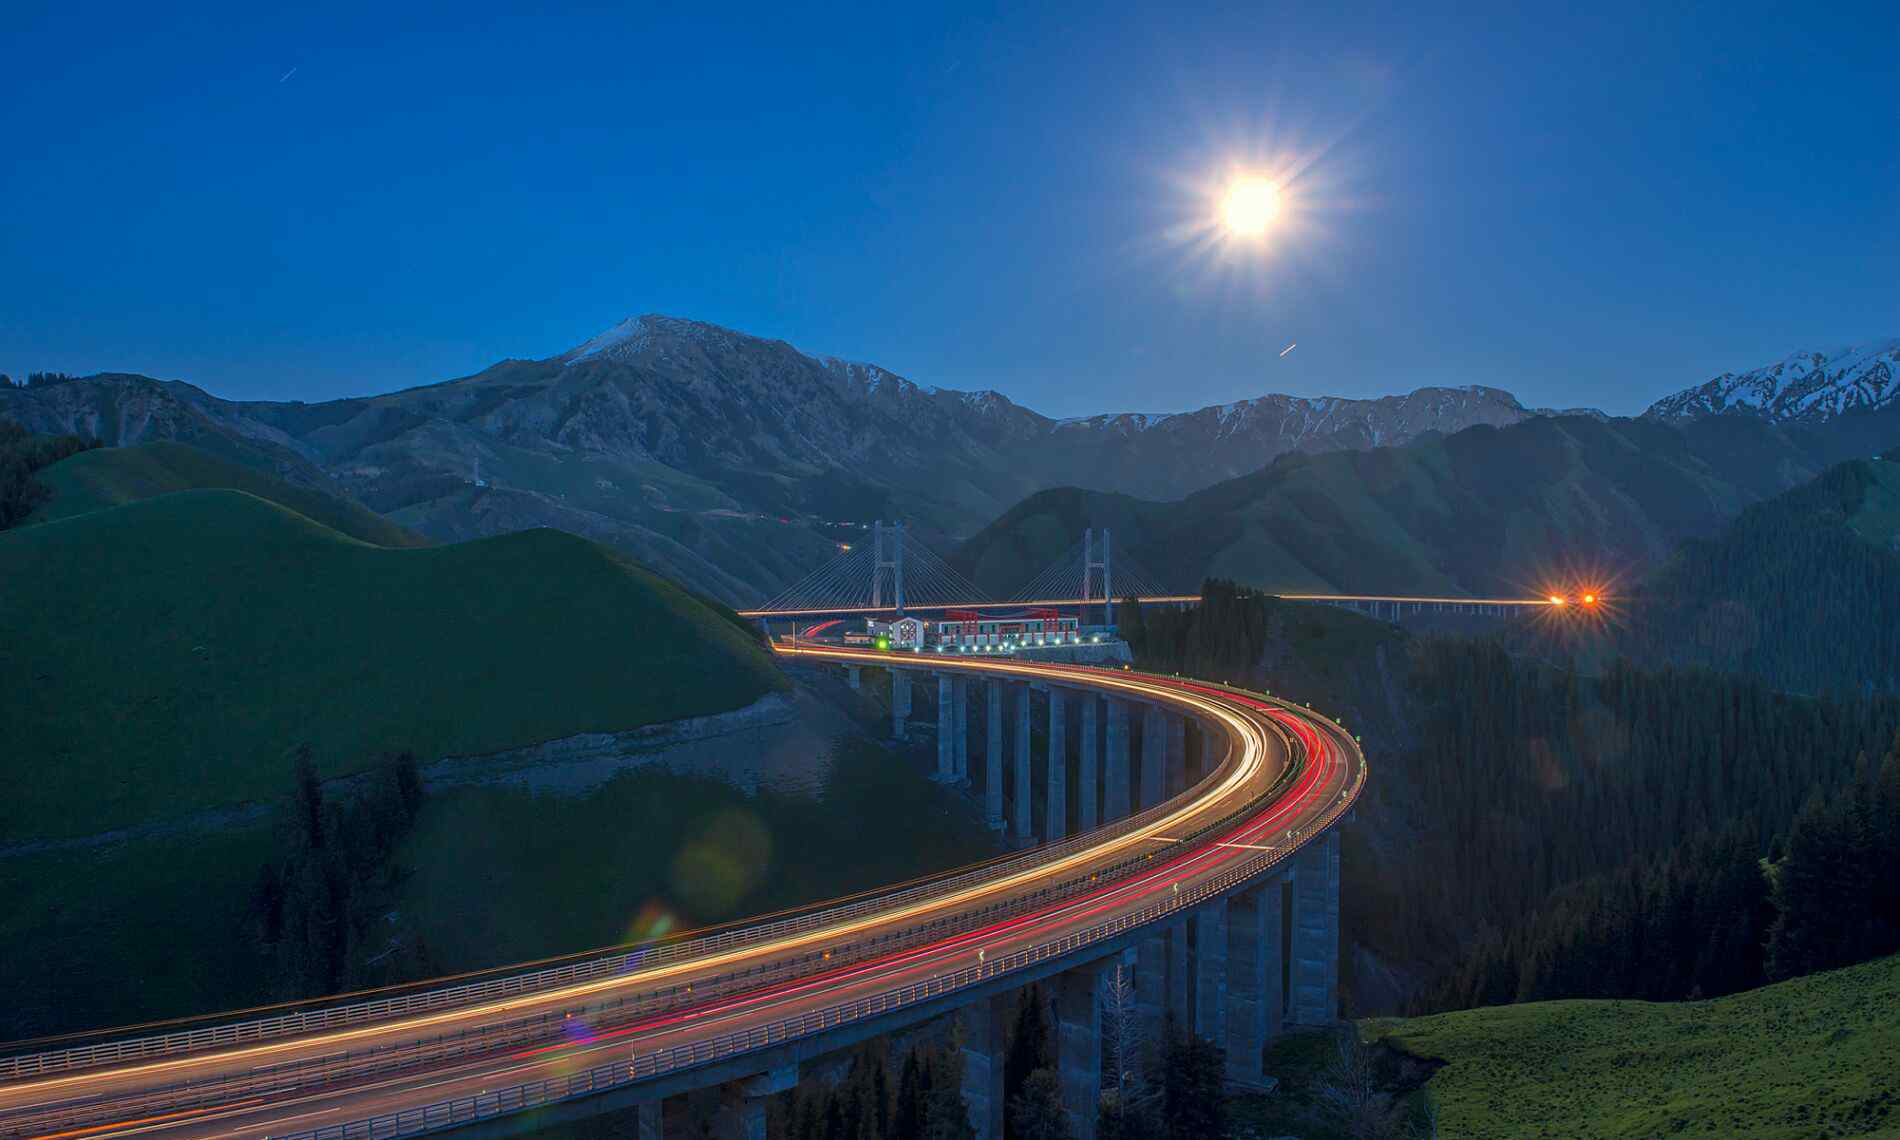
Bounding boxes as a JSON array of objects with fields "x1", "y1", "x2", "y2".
[
  {"x1": 1139, "y1": 706, "x2": 1165, "y2": 809},
  {"x1": 636, "y1": 1100, "x2": 663, "y2": 1140},
  {"x1": 1191, "y1": 902, "x2": 1228, "y2": 1046},
  {"x1": 1165, "y1": 921, "x2": 1190, "y2": 1027},
  {"x1": 1046, "y1": 688, "x2": 1068, "y2": 842},
  {"x1": 960, "y1": 993, "x2": 1009, "y2": 1140},
  {"x1": 985, "y1": 679, "x2": 1006, "y2": 830},
  {"x1": 1077, "y1": 694, "x2": 1099, "y2": 830},
  {"x1": 1288, "y1": 829, "x2": 1341, "y2": 1025},
  {"x1": 936, "y1": 674, "x2": 957, "y2": 782},
  {"x1": 1225, "y1": 880, "x2": 1283, "y2": 1087},
  {"x1": 954, "y1": 675, "x2": 970, "y2": 782},
  {"x1": 1135, "y1": 919, "x2": 1190, "y2": 1040},
  {"x1": 716, "y1": 1064, "x2": 796, "y2": 1140},
  {"x1": 1165, "y1": 713, "x2": 1187, "y2": 797},
  {"x1": 1013, "y1": 682, "x2": 1034, "y2": 846},
  {"x1": 1134, "y1": 933, "x2": 1164, "y2": 1036},
  {"x1": 1055, "y1": 961, "x2": 1109, "y2": 1140},
  {"x1": 846, "y1": 664, "x2": 861, "y2": 690},
  {"x1": 892, "y1": 670, "x2": 911, "y2": 739},
  {"x1": 1104, "y1": 699, "x2": 1130, "y2": 820}
]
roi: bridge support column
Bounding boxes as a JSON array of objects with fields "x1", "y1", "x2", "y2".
[
  {"x1": 1139, "y1": 706, "x2": 1165, "y2": 809},
  {"x1": 1165, "y1": 920, "x2": 1190, "y2": 1026},
  {"x1": 892, "y1": 670, "x2": 911, "y2": 739},
  {"x1": 954, "y1": 675, "x2": 970, "y2": 782},
  {"x1": 637, "y1": 1100, "x2": 663, "y2": 1140},
  {"x1": 937, "y1": 674, "x2": 957, "y2": 783},
  {"x1": 1192, "y1": 901, "x2": 1228, "y2": 1046},
  {"x1": 1138, "y1": 920, "x2": 1189, "y2": 1037},
  {"x1": 1104, "y1": 699, "x2": 1130, "y2": 820},
  {"x1": 1013, "y1": 682, "x2": 1034, "y2": 846},
  {"x1": 846, "y1": 664, "x2": 861, "y2": 690},
  {"x1": 1166, "y1": 712, "x2": 1187, "y2": 797},
  {"x1": 1046, "y1": 687, "x2": 1068, "y2": 842},
  {"x1": 716, "y1": 1064, "x2": 796, "y2": 1140},
  {"x1": 1078, "y1": 695, "x2": 1099, "y2": 830},
  {"x1": 1055, "y1": 961, "x2": 1107, "y2": 1140},
  {"x1": 1135, "y1": 933, "x2": 1165, "y2": 1038},
  {"x1": 1226, "y1": 881, "x2": 1281, "y2": 1087},
  {"x1": 985, "y1": 679, "x2": 1006, "y2": 830},
  {"x1": 1289, "y1": 830, "x2": 1341, "y2": 1025},
  {"x1": 960, "y1": 992, "x2": 1009, "y2": 1140}
]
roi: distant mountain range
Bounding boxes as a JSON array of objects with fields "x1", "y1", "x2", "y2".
[
  {"x1": 952, "y1": 407, "x2": 1900, "y2": 601},
  {"x1": 1643, "y1": 340, "x2": 1900, "y2": 423},
  {"x1": 4, "y1": 318, "x2": 1896, "y2": 602}
]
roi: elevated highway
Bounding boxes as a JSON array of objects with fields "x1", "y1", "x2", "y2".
[
  {"x1": 0, "y1": 647, "x2": 1365, "y2": 1140},
  {"x1": 737, "y1": 592, "x2": 1557, "y2": 620}
]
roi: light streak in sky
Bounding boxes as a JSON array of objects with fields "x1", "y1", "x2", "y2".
[{"x1": 1279, "y1": 342, "x2": 1297, "y2": 357}]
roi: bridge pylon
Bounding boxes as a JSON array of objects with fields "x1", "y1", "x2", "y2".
[
  {"x1": 871, "y1": 520, "x2": 905, "y2": 614},
  {"x1": 1082, "y1": 528, "x2": 1113, "y2": 627}
]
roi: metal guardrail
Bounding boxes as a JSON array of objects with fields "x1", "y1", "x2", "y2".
[
  {"x1": 274, "y1": 743, "x2": 1363, "y2": 1140},
  {"x1": 0, "y1": 661, "x2": 1227, "y2": 1084}
]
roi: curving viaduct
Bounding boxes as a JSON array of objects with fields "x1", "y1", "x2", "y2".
[{"x1": 0, "y1": 646, "x2": 1364, "y2": 1140}]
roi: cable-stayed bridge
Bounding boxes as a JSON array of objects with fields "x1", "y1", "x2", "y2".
[{"x1": 736, "y1": 522, "x2": 1560, "y2": 621}]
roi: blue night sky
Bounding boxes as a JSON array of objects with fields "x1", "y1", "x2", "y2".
[{"x1": 2, "y1": 1, "x2": 1894, "y2": 417}]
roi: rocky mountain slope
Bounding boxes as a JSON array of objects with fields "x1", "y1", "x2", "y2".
[
  {"x1": 1644, "y1": 339, "x2": 1900, "y2": 423},
  {"x1": 0, "y1": 316, "x2": 1582, "y2": 602}
]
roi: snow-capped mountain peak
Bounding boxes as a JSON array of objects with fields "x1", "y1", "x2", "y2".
[
  {"x1": 563, "y1": 314, "x2": 753, "y2": 364},
  {"x1": 1644, "y1": 339, "x2": 1900, "y2": 423}
]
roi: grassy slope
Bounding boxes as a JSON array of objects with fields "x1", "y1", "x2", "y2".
[
  {"x1": 1371, "y1": 954, "x2": 1900, "y2": 1139},
  {"x1": 1, "y1": 745, "x2": 1000, "y2": 1040},
  {"x1": 396, "y1": 742, "x2": 998, "y2": 973},
  {"x1": 29, "y1": 439, "x2": 425, "y2": 547},
  {"x1": 0, "y1": 489, "x2": 783, "y2": 842},
  {"x1": 0, "y1": 824, "x2": 275, "y2": 1039}
]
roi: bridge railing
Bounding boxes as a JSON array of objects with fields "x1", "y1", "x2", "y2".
[
  {"x1": 0, "y1": 662, "x2": 1227, "y2": 1083},
  {"x1": 270, "y1": 745, "x2": 1363, "y2": 1140},
  {"x1": 0, "y1": 686, "x2": 1361, "y2": 1140}
]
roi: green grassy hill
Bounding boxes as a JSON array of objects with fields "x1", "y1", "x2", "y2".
[
  {"x1": 1372, "y1": 953, "x2": 1900, "y2": 1138},
  {"x1": 29, "y1": 439, "x2": 425, "y2": 546},
  {"x1": 394, "y1": 740, "x2": 996, "y2": 975},
  {"x1": 0, "y1": 489, "x2": 784, "y2": 843}
]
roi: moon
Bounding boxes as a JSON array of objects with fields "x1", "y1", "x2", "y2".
[{"x1": 1220, "y1": 177, "x2": 1282, "y2": 238}]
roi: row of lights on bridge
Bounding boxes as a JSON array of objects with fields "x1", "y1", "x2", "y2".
[{"x1": 934, "y1": 634, "x2": 1106, "y2": 653}]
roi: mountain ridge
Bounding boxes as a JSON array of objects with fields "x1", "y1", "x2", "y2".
[
  {"x1": 6, "y1": 317, "x2": 1895, "y2": 604},
  {"x1": 953, "y1": 406, "x2": 1900, "y2": 601},
  {"x1": 1643, "y1": 339, "x2": 1900, "y2": 423},
  {"x1": 0, "y1": 315, "x2": 1585, "y2": 602}
]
